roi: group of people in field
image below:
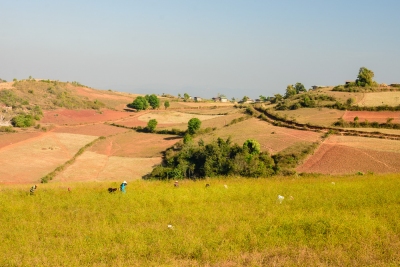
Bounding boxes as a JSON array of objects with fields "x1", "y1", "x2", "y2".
[
  {"x1": 29, "y1": 180, "x2": 204, "y2": 195},
  {"x1": 29, "y1": 181, "x2": 129, "y2": 195}
]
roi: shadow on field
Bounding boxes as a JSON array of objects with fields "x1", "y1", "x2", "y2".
[{"x1": 163, "y1": 136, "x2": 182, "y2": 140}]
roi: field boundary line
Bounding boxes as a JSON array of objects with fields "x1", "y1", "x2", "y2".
[{"x1": 40, "y1": 136, "x2": 106, "y2": 183}]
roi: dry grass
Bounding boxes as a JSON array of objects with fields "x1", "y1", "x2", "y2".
[
  {"x1": 275, "y1": 108, "x2": 345, "y2": 127},
  {"x1": 357, "y1": 91, "x2": 400, "y2": 106},
  {"x1": 137, "y1": 110, "x2": 223, "y2": 124},
  {"x1": 1, "y1": 175, "x2": 399, "y2": 266},
  {"x1": 310, "y1": 87, "x2": 365, "y2": 103}
]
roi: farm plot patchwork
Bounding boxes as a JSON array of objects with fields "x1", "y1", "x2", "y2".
[
  {"x1": 54, "y1": 132, "x2": 180, "y2": 182},
  {"x1": 297, "y1": 135, "x2": 400, "y2": 174},
  {"x1": 197, "y1": 118, "x2": 323, "y2": 154},
  {"x1": 343, "y1": 111, "x2": 400, "y2": 123},
  {"x1": 0, "y1": 132, "x2": 97, "y2": 184}
]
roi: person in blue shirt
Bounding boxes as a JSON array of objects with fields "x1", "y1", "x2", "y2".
[{"x1": 120, "y1": 181, "x2": 127, "y2": 193}]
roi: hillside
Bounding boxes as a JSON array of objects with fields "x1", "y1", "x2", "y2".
[{"x1": 0, "y1": 77, "x2": 400, "y2": 184}]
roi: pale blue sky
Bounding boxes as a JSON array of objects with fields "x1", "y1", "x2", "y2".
[{"x1": 1, "y1": 0, "x2": 399, "y2": 99}]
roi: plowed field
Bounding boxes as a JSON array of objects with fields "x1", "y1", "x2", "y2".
[
  {"x1": 41, "y1": 109, "x2": 134, "y2": 125},
  {"x1": 89, "y1": 131, "x2": 181, "y2": 158},
  {"x1": 297, "y1": 135, "x2": 400, "y2": 174},
  {"x1": 0, "y1": 132, "x2": 97, "y2": 184},
  {"x1": 343, "y1": 111, "x2": 400, "y2": 123},
  {"x1": 52, "y1": 152, "x2": 161, "y2": 182}
]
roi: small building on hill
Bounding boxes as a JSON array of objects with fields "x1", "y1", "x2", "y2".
[{"x1": 194, "y1": 96, "x2": 202, "y2": 102}]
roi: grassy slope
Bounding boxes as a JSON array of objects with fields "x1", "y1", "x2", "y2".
[{"x1": 0, "y1": 174, "x2": 399, "y2": 266}]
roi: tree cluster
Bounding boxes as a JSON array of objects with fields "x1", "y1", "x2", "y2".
[
  {"x1": 146, "y1": 137, "x2": 275, "y2": 180},
  {"x1": 127, "y1": 94, "x2": 160, "y2": 110}
]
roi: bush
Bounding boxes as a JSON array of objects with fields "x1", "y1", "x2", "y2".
[
  {"x1": 11, "y1": 114, "x2": 35, "y2": 127},
  {"x1": 187, "y1": 118, "x2": 201, "y2": 135},
  {"x1": 146, "y1": 119, "x2": 158, "y2": 132}
]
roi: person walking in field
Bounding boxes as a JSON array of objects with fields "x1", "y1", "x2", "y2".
[
  {"x1": 120, "y1": 181, "x2": 127, "y2": 193},
  {"x1": 30, "y1": 185, "x2": 37, "y2": 195}
]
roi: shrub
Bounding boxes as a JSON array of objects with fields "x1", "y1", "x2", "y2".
[{"x1": 11, "y1": 114, "x2": 35, "y2": 127}]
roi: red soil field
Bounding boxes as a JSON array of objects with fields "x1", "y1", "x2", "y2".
[
  {"x1": 0, "y1": 132, "x2": 97, "y2": 184},
  {"x1": 343, "y1": 111, "x2": 400, "y2": 123},
  {"x1": 297, "y1": 140, "x2": 400, "y2": 174},
  {"x1": 52, "y1": 124, "x2": 129, "y2": 136},
  {"x1": 41, "y1": 109, "x2": 134, "y2": 125},
  {"x1": 0, "y1": 132, "x2": 42, "y2": 149},
  {"x1": 89, "y1": 131, "x2": 181, "y2": 158}
]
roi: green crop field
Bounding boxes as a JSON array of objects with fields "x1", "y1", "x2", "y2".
[{"x1": 1, "y1": 174, "x2": 399, "y2": 266}]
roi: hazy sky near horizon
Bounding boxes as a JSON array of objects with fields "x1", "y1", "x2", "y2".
[{"x1": 1, "y1": 0, "x2": 399, "y2": 99}]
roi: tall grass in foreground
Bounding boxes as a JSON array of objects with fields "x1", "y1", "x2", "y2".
[{"x1": 0, "y1": 174, "x2": 399, "y2": 266}]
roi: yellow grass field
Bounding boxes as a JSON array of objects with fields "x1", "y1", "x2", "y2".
[
  {"x1": 197, "y1": 118, "x2": 323, "y2": 154},
  {"x1": 0, "y1": 132, "x2": 97, "y2": 184},
  {"x1": 357, "y1": 91, "x2": 400, "y2": 106},
  {"x1": 138, "y1": 110, "x2": 223, "y2": 124},
  {"x1": 158, "y1": 112, "x2": 246, "y2": 131},
  {"x1": 275, "y1": 108, "x2": 345, "y2": 126},
  {"x1": 311, "y1": 87, "x2": 365, "y2": 103}
]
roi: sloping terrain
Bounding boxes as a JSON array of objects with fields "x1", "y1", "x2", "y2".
[
  {"x1": 0, "y1": 131, "x2": 97, "y2": 184},
  {"x1": 297, "y1": 135, "x2": 400, "y2": 174},
  {"x1": 196, "y1": 117, "x2": 323, "y2": 154}
]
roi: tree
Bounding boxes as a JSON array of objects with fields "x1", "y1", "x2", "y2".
[
  {"x1": 177, "y1": 93, "x2": 181, "y2": 101},
  {"x1": 183, "y1": 93, "x2": 190, "y2": 102},
  {"x1": 241, "y1": 96, "x2": 249, "y2": 103},
  {"x1": 294, "y1": 83, "x2": 306, "y2": 93},
  {"x1": 164, "y1": 100, "x2": 170, "y2": 109},
  {"x1": 272, "y1": 94, "x2": 283, "y2": 103},
  {"x1": 128, "y1": 96, "x2": 149, "y2": 110},
  {"x1": 147, "y1": 119, "x2": 158, "y2": 132},
  {"x1": 346, "y1": 98, "x2": 355, "y2": 106},
  {"x1": 356, "y1": 67, "x2": 375, "y2": 87},
  {"x1": 284, "y1": 85, "x2": 296, "y2": 98},
  {"x1": 243, "y1": 139, "x2": 261, "y2": 155},
  {"x1": 147, "y1": 94, "x2": 160, "y2": 109},
  {"x1": 187, "y1": 118, "x2": 201, "y2": 135},
  {"x1": 259, "y1": 95, "x2": 267, "y2": 102}
]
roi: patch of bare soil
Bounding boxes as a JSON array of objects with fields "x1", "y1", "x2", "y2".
[
  {"x1": 297, "y1": 142, "x2": 400, "y2": 174},
  {"x1": 89, "y1": 131, "x2": 181, "y2": 158},
  {"x1": 0, "y1": 132, "x2": 43, "y2": 149},
  {"x1": 343, "y1": 111, "x2": 400, "y2": 123},
  {"x1": 52, "y1": 124, "x2": 129, "y2": 136},
  {"x1": 0, "y1": 132, "x2": 97, "y2": 184},
  {"x1": 53, "y1": 152, "x2": 162, "y2": 182},
  {"x1": 41, "y1": 109, "x2": 133, "y2": 125}
]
